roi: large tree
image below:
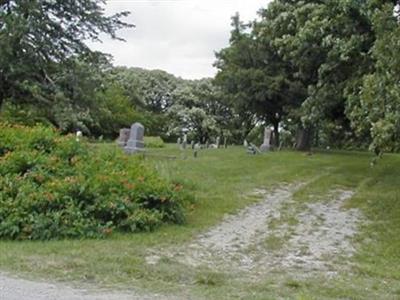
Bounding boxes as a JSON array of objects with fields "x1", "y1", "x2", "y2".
[
  {"x1": 215, "y1": 12, "x2": 306, "y2": 148},
  {"x1": 348, "y1": 2, "x2": 400, "y2": 155},
  {"x1": 215, "y1": 1, "x2": 400, "y2": 151},
  {"x1": 0, "y1": 0, "x2": 132, "y2": 108}
]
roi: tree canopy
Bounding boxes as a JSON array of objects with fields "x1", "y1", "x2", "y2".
[
  {"x1": 0, "y1": 0, "x2": 132, "y2": 108},
  {"x1": 214, "y1": 0, "x2": 400, "y2": 154}
]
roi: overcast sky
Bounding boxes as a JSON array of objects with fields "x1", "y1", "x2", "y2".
[{"x1": 89, "y1": 0, "x2": 270, "y2": 79}]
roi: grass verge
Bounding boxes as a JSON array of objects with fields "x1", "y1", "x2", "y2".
[{"x1": 0, "y1": 145, "x2": 399, "y2": 299}]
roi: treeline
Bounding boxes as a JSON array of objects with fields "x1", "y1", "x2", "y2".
[
  {"x1": 1, "y1": 1, "x2": 400, "y2": 154},
  {"x1": 0, "y1": 64, "x2": 244, "y2": 143},
  {"x1": 0, "y1": 1, "x2": 245, "y2": 144}
]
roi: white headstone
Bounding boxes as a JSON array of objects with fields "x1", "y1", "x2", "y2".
[
  {"x1": 76, "y1": 130, "x2": 82, "y2": 142},
  {"x1": 182, "y1": 134, "x2": 187, "y2": 149},
  {"x1": 260, "y1": 127, "x2": 272, "y2": 152}
]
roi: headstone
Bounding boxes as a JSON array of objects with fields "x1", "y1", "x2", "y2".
[
  {"x1": 216, "y1": 136, "x2": 220, "y2": 149},
  {"x1": 191, "y1": 140, "x2": 195, "y2": 149},
  {"x1": 177, "y1": 137, "x2": 181, "y2": 146},
  {"x1": 76, "y1": 130, "x2": 82, "y2": 142},
  {"x1": 223, "y1": 137, "x2": 228, "y2": 149},
  {"x1": 244, "y1": 140, "x2": 249, "y2": 147},
  {"x1": 117, "y1": 128, "x2": 131, "y2": 147},
  {"x1": 124, "y1": 123, "x2": 145, "y2": 154},
  {"x1": 260, "y1": 128, "x2": 272, "y2": 152},
  {"x1": 182, "y1": 134, "x2": 187, "y2": 150}
]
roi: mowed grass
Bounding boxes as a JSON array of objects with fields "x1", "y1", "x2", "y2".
[{"x1": 0, "y1": 145, "x2": 399, "y2": 299}]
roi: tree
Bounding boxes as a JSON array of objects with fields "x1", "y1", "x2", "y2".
[
  {"x1": 215, "y1": 12, "x2": 306, "y2": 148},
  {"x1": 0, "y1": 0, "x2": 132, "y2": 108},
  {"x1": 348, "y1": 3, "x2": 400, "y2": 155},
  {"x1": 108, "y1": 67, "x2": 181, "y2": 138},
  {"x1": 215, "y1": 1, "x2": 400, "y2": 152},
  {"x1": 167, "y1": 79, "x2": 223, "y2": 143}
]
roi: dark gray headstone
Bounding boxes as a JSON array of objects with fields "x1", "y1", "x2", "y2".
[{"x1": 124, "y1": 123, "x2": 145, "y2": 154}]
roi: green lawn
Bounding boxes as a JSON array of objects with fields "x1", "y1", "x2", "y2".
[{"x1": 1, "y1": 145, "x2": 399, "y2": 299}]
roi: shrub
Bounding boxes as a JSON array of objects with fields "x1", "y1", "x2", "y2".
[
  {"x1": 0, "y1": 123, "x2": 191, "y2": 240},
  {"x1": 144, "y1": 136, "x2": 165, "y2": 148}
]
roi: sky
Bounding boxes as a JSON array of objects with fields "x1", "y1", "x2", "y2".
[{"x1": 89, "y1": 0, "x2": 270, "y2": 79}]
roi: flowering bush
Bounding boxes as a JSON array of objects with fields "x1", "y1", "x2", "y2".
[{"x1": 0, "y1": 123, "x2": 191, "y2": 240}]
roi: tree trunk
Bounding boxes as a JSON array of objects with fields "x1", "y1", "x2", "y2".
[{"x1": 295, "y1": 127, "x2": 313, "y2": 151}]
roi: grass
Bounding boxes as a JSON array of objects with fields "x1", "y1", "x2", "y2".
[{"x1": 1, "y1": 144, "x2": 400, "y2": 299}]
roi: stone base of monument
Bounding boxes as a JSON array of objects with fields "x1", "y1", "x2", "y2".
[
  {"x1": 124, "y1": 140, "x2": 145, "y2": 154},
  {"x1": 260, "y1": 144, "x2": 270, "y2": 152},
  {"x1": 117, "y1": 141, "x2": 126, "y2": 148}
]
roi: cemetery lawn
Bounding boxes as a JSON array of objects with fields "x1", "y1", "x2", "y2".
[{"x1": 1, "y1": 145, "x2": 400, "y2": 299}]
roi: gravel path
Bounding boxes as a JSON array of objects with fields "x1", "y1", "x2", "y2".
[
  {"x1": 147, "y1": 184, "x2": 362, "y2": 278},
  {"x1": 169, "y1": 185, "x2": 298, "y2": 270},
  {"x1": 0, "y1": 273, "x2": 169, "y2": 300}
]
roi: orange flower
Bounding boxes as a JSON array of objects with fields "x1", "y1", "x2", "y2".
[
  {"x1": 102, "y1": 228, "x2": 113, "y2": 235},
  {"x1": 97, "y1": 175, "x2": 110, "y2": 182},
  {"x1": 174, "y1": 184, "x2": 183, "y2": 192},
  {"x1": 44, "y1": 192, "x2": 54, "y2": 202},
  {"x1": 123, "y1": 182, "x2": 136, "y2": 190},
  {"x1": 70, "y1": 156, "x2": 79, "y2": 165},
  {"x1": 34, "y1": 174, "x2": 45, "y2": 183},
  {"x1": 64, "y1": 176, "x2": 78, "y2": 184}
]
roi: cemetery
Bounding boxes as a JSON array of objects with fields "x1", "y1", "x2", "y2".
[
  {"x1": 1, "y1": 121, "x2": 399, "y2": 299},
  {"x1": 1, "y1": 0, "x2": 400, "y2": 299}
]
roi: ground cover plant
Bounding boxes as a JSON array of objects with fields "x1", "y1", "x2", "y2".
[
  {"x1": 0, "y1": 124, "x2": 190, "y2": 240},
  {"x1": 0, "y1": 144, "x2": 399, "y2": 299}
]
